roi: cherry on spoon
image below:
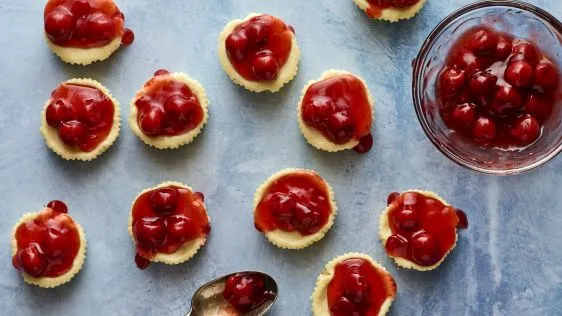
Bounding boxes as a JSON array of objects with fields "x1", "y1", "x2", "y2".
[{"x1": 186, "y1": 271, "x2": 278, "y2": 316}]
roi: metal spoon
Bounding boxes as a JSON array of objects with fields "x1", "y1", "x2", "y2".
[{"x1": 186, "y1": 271, "x2": 278, "y2": 316}]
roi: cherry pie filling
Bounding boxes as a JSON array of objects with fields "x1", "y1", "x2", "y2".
[
  {"x1": 45, "y1": 83, "x2": 115, "y2": 152},
  {"x1": 131, "y1": 186, "x2": 209, "y2": 269},
  {"x1": 12, "y1": 201, "x2": 81, "y2": 278},
  {"x1": 301, "y1": 75, "x2": 373, "y2": 153},
  {"x1": 327, "y1": 258, "x2": 396, "y2": 316},
  {"x1": 384, "y1": 192, "x2": 468, "y2": 267},
  {"x1": 254, "y1": 171, "x2": 332, "y2": 236},
  {"x1": 225, "y1": 14, "x2": 294, "y2": 81},
  {"x1": 135, "y1": 69, "x2": 205, "y2": 137},
  {"x1": 437, "y1": 27, "x2": 560, "y2": 149},
  {"x1": 223, "y1": 272, "x2": 275, "y2": 312},
  {"x1": 365, "y1": 0, "x2": 421, "y2": 19}
]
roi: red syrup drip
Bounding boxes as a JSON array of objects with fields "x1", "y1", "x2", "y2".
[
  {"x1": 223, "y1": 273, "x2": 275, "y2": 312},
  {"x1": 45, "y1": 83, "x2": 115, "y2": 152},
  {"x1": 225, "y1": 14, "x2": 293, "y2": 81},
  {"x1": 327, "y1": 258, "x2": 397, "y2": 316},
  {"x1": 384, "y1": 191, "x2": 468, "y2": 267},
  {"x1": 301, "y1": 75, "x2": 373, "y2": 150},
  {"x1": 12, "y1": 201, "x2": 81, "y2": 278},
  {"x1": 121, "y1": 28, "x2": 134, "y2": 45},
  {"x1": 254, "y1": 171, "x2": 332, "y2": 235},
  {"x1": 131, "y1": 186, "x2": 209, "y2": 269},
  {"x1": 44, "y1": 0, "x2": 132, "y2": 48},
  {"x1": 134, "y1": 70, "x2": 205, "y2": 137},
  {"x1": 437, "y1": 26, "x2": 559, "y2": 149}
]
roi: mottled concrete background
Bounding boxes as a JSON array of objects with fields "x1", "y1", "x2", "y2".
[{"x1": 0, "y1": 0, "x2": 561, "y2": 315}]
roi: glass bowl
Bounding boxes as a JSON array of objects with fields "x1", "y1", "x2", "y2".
[{"x1": 412, "y1": 0, "x2": 562, "y2": 175}]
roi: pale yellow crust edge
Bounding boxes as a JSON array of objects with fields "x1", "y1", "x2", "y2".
[
  {"x1": 128, "y1": 72, "x2": 210, "y2": 149},
  {"x1": 253, "y1": 168, "x2": 337, "y2": 250},
  {"x1": 11, "y1": 209, "x2": 87, "y2": 288},
  {"x1": 218, "y1": 13, "x2": 301, "y2": 93},
  {"x1": 353, "y1": 0, "x2": 427, "y2": 22},
  {"x1": 128, "y1": 181, "x2": 210, "y2": 265},
  {"x1": 45, "y1": 35, "x2": 122, "y2": 65},
  {"x1": 378, "y1": 189, "x2": 458, "y2": 271},
  {"x1": 311, "y1": 252, "x2": 396, "y2": 316},
  {"x1": 297, "y1": 70, "x2": 375, "y2": 152},
  {"x1": 39, "y1": 78, "x2": 121, "y2": 161}
]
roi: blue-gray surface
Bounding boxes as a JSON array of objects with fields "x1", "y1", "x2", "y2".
[{"x1": 1, "y1": 0, "x2": 561, "y2": 315}]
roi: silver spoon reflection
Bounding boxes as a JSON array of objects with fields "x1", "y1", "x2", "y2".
[{"x1": 186, "y1": 271, "x2": 278, "y2": 316}]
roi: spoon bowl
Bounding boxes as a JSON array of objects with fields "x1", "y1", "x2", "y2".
[{"x1": 187, "y1": 271, "x2": 278, "y2": 316}]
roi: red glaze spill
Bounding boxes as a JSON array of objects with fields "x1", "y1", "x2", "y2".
[
  {"x1": 131, "y1": 185, "x2": 209, "y2": 269},
  {"x1": 384, "y1": 191, "x2": 468, "y2": 267},
  {"x1": 134, "y1": 70, "x2": 205, "y2": 137},
  {"x1": 45, "y1": 83, "x2": 115, "y2": 152},
  {"x1": 223, "y1": 273, "x2": 275, "y2": 312},
  {"x1": 437, "y1": 26, "x2": 559, "y2": 149},
  {"x1": 301, "y1": 74, "x2": 373, "y2": 151},
  {"x1": 12, "y1": 201, "x2": 81, "y2": 278},
  {"x1": 254, "y1": 171, "x2": 332, "y2": 236},
  {"x1": 366, "y1": 0, "x2": 421, "y2": 18},
  {"x1": 225, "y1": 14, "x2": 293, "y2": 81},
  {"x1": 44, "y1": 0, "x2": 134, "y2": 48},
  {"x1": 327, "y1": 258, "x2": 397, "y2": 316}
]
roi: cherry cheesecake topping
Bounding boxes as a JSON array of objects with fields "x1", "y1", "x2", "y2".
[
  {"x1": 12, "y1": 201, "x2": 81, "y2": 278},
  {"x1": 44, "y1": 0, "x2": 134, "y2": 48},
  {"x1": 131, "y1": 185, "x2": 209, "y2": 269},
  {"x1": 223, "y1": 272, "x2": 275, "y2": 312},
  {"x1": 365, "y1": 0, "x2": 421, "y2": 19}
]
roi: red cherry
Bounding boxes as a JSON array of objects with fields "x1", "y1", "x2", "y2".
[
  {"x1": 439, "y1": 67, "x2": 466, "y2": 97},
  {"x1": 224, "y1": 275, "x2": 255, "y2": 309},
  {"x1": 70, "y1": 0, "x2": 91, "y2": 16},
  {"x1": 386, "y1": 192, "x2": 400, "y2": 205},
  {"x1": 133, "y1": 217, "x2": 167, "y2": 249},
  {"x1": 329, "y1": 296, "x2": 358, "y2": 316},
  {"x1": 510, "y1": 114, "x2": 541, "y2": 145},
  {"x1": 492, "y1": 85, "x2": 524, "y2": 115},
  {"x1": 352, "y1": 134, "x2": 373, "y2": 154},
  {"x1": 154, "y1": 69, "x2": 170, "y2": 76},
  {"x1": 494, "y1": 36, "x2": 512, "y2": 60},
  {"x1": 293, "y1": 203, "x2": 320, "y2": 233},
  {"x1": 269, "y1": 193, "x2": 296, "y2": 221},
  {"x1": 15, "y1": 243, "x2": 47, "y2": 277},
  {"x1": 402, "y1": 192, "x2": 419, "y2": 206},
  {"x1": 150, "y1": 187, "x2": 179, "y2": 214},
  {"x1": 46, "y1": 99, "x2": 75, "y2": 127},
  {"x1": 342, "y1": 271, "x2": 370, "y2": 304},
  {"x1": 469, "y1": 72, "x2": 497, "y2": 97},
  {"x1": 302, "y1": 95, "x2": 334, "y2": 124},
  {"x1": 534, "y1": 62, "x2": 559, "y2": 89},
  {"x1": 467, "y1": 29, "x2": 498, "y2": 54},
  {"x1": 450, "y1": 103, "x2": 477, "y2": 128},
  {"x1": 44, "y1": 7, "x2": 74, "y2": 40},
  {"x1": 164, "y1": 95, "x2": 199, "y2": 127},
  {"x1": 327, "y1": 112, "x2": 355, "y2": 143},
  {"x1": 251, "y1": 51, "x2": 280, "y2": 81},
  {"x1": 139, "y1": 106, "x2": 165, "y2": 135},
  {"x1": 524, "y1": 93, "x2": 553, "y2": 120},
  {"x1": 511, "y1": 42, "x2": 538, "y2": 66},
  {"x1": 246, "y1": 22, "x2": 270, "y2": 44},
  {"x1": 46, "y1": 200, "x2": 68, "y2": 213},
  {"x1": 194, "y1": 192, "x2": 205, "y2": 202},
  {"x1": 121, "y1": 28, "x2": 135, "y2": 45},
  {"x1": 80, "y1": 99, "x2": 103, "y2": 126},
  {"x1": 385, "y1": 234, "x2": 409, "y2": 258},
  {"x1": 472, "y1": 117, "x2": 497, "y2": 141},
  {"x1": 390, "y1": 0, "x2": 420, "y2": 7},
  {"x1": 451, "y1": 48, "x2": 481, "y2": 75},
  {"x1": 41, "y1": 227, "x2": 70, "y2": 258},
  {"x1": 226, "y1": 31, "x2": 249, "y2": 61},
  {"x1": 135, "y1": 253, "x2": 150, "y2": 269},
  {"x1": 85, "y1": 12, "x2": 115, "y2": 40},
  {"x1": 58, "y1": 120, "x2": 87, "y2": 147},
  {"x1": 392, "y1": 208, "x2": 420, "y2": 232},
  {"x1": 505, "y1": 61, "x2": 534, "y2": 87},
  {"x1": 167, "y1": 215, "x2": 198, "y2": 241},
  {"x1": 456, "y1": 209, "x2": 469, "y2": 229},
  {"x1": 410, "y1": 231, "x2": 439, "y2": 266}
]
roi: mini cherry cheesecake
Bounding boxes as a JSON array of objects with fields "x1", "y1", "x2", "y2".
[
  {"x1": 129, "y1": 70, "x2": 209, "y2": 149},
  {"x1": 11, "y1": 201, "x2": 86, "y2": 288},
  {"x1": 223, "y1": 272, "x2": 276, "y2": 313},
  {"x1": 311, "y1": 253, "x2": 397, "y2": 316},
  {"x1": 129, "y1": 182, "x2": 210, "y2": 269},
  {"x1": 353, "y1": 0, "x2": 426, "y2": 22},
  {"x1": 44, "y1": 0, "x2": 134, "y2": 65},
  {"x1": 218, "y1": 13, "x2": 300, "y2": 92},
  {"x1": 253, "y1": 168, "x2": 337, "y2": 249},
  {"x1": 298, "y1": 70, "x2": 374, "y2": 153},
  {"x1": 40, "y1": 78, "x2": 120, "y2": 161},
  {"x1": 438, "y1": 27, "x2": 560, "y2": 148},
  {"x1": 380, "y1": 191, "x2": 469, "y2": 271}
]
